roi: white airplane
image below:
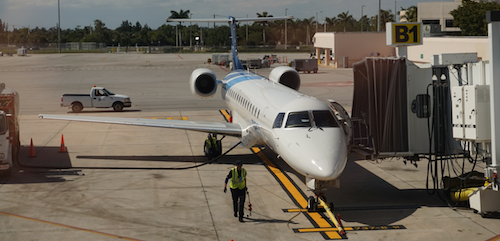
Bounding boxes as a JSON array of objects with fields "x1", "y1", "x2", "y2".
[{"x1": 39, "y1": 16, "x2": 348, "y2": 195}]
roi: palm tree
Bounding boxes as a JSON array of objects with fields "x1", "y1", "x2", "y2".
[
  {"x1": 325, "y1": 17, "x2": 338, "y2": 32},
  {"x1": 256, "y1": 12, "x2": 273, "y2": 44},
  {"x1": 380, "y1": 9, "x2": 395, "y2": 31},
  {"x1": 169, "y1": 9, "x2": 190, "y2": 47},
  {"x1": 399, "y1": 6, "x2": 417, "y2": 22},
  {"x1": 337, "y1": 11, "x2": 355, "y2": 32}
]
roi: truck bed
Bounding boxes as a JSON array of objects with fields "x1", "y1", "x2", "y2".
[{"x1": 62, "y1": 94, "x2": 91, "y2": 96}]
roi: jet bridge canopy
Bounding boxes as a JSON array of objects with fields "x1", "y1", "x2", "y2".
[{"x1": 351, "y1": 57, "x2": 408, "y2": 154}]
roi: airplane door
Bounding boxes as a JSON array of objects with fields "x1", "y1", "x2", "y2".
[{"x1": 263, "y1": 107, "x2": 269, "y2": 118}]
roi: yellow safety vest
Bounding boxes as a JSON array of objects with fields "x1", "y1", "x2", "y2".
[
  {"x1": 206, "y1": 137, "x2": 218, "y2": 148},
  {"x1": 230, "y1": 167, "x2": 246, "y2": 190}
]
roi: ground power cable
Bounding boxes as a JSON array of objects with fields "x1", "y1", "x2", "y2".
[{"x1": 16, "y1": 141, "x2": 243, "y2": 171}]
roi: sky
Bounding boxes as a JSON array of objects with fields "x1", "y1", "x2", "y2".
[{"x1": 0, "y1": 0, "x2": 455, "y2": 30}]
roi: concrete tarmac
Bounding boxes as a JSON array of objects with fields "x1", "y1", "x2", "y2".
[{"x1": 0, "y1": 53, "x2": 499, "y2": 241}]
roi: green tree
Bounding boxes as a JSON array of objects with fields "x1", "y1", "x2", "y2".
[
  {"x1": 380, "y1": 9, "x2": 395, "y2": 31},
  {"x1": 324, "y1": 17, "x2": 338, "y2": 32},
  {"x1": 256, "y1": 12, "x2": 273, "y2": 44},
  {"x1": 169, "y1": 9, "x2": 190, "y2": 46},
  {"x1": 451, "y1": 0, "x2": 500, "y2": 36},
  {"x1": 337, "y1": 11, "x2": 355, "y2": 32},
  {"x1": 399, "y1": 6, "x2": 418, "y2": 22}
]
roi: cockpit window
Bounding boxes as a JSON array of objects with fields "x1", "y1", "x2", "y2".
[
  {"x1": 313, "y1": 110, "x2": 339, "y2": 127},
  {"x1": 273, "y1": 113, "x2": 285, "y2": 128},
  {"x1": 285, "y1": 111, "x2": 311, "y2": 128}
]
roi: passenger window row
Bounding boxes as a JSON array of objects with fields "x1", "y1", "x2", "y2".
[{"x1": 227, "y1": 88, "x2": 260, "y2": 119}]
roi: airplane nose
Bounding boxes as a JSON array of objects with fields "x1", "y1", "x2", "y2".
[
  {"x1": 303, "y1": 144, "x2": 347, "y2": 180},
  {"x1": 279, "y1": 128, "x2": 348, "y2": 181}
]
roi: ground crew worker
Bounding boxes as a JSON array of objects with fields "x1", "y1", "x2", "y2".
[
  {"x1": 205, "y1": 133, "x2": 219, "y2": 159},
  {"x1": 224, "y1": 160, "x2": 247, "y2": 222}
]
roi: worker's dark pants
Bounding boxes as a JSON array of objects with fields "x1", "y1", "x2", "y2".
[{"x1": 231, "y1": 188, "x2": 246, "y2": 219}]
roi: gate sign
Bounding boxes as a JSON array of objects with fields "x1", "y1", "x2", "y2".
[{"x1": 386, "y1": 22, "x2": 423, "y2": 46}]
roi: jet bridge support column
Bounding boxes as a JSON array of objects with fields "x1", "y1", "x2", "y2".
[
  {"x1": 487, "y1": 12, "x2": 500, "y2": 189},
  {"x1": 469, "y1": 11, "x2": 500, "y2": 215}
]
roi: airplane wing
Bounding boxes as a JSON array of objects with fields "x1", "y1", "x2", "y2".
[{"x1": 38, "y1": 114, "x2": 242, "y2": 137}]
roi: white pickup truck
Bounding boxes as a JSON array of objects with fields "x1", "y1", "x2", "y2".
[{"x1": 61, "y1": 86, "x2": 132, "y2": 112}]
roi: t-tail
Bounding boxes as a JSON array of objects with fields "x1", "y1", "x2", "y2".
[{"x1": 166, "y1": 15, "x2": 293, "y2": 71}]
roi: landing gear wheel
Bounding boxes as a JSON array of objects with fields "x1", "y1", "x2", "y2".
[
  {"x1": 72, "y1": 103, "x2": 83, "y2": 112},
  {"x1": 217, "y1": 140, "x2": 222, "y2": 156},
  {"x1": 113, "y1": 102, "x2": 124, "y2": 111},
  {"x1": 307, "y1": 196, "x2": 318, "y2": 212}
]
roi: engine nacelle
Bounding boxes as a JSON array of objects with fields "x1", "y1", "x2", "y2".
[
  {"x1": 269, "y1": 66, "x2": 301, "y2": 91},
  {"x1": 190, "y1": 68, "x2": 218, "y2": 98}
]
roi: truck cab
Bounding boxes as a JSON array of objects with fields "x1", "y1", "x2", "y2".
[
  {"x1": 92, "y1": 87, "x2": 116, "y2": 108},
  {"x1": 61, "y1": 86, "x2": 132, "y2": 112}
]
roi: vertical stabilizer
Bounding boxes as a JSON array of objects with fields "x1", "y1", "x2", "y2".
[{"x1": 229, "y1": 17, "x2": 244, "y2": 70}]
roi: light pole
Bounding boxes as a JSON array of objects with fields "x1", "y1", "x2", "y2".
[
  {"x1": 320, "y1": 11, "x2": 324, "y2": 32},
  {"x1": 58, "y1": 0, "x2": 61, "y2": 53},
  {"x1": 190, "y1": 13, "x2": 192, "y2": 48},
  {"x1": 361, "y1": 5, "x2": 365, "y2": 31},
  {"x1": 285, "y1": 9, "x2": 287, "y2": 50},
  {"x1": 246, "y1": 14, "x2": 248, "y2": 45},
  {"x1": 315, "y1": 12, "x2": 318, "y2": 34},
  {"x1": 378, "y1": 0, "x2": 381, "y2": 32}
]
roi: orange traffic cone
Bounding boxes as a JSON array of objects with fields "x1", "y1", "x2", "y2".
[
  {"x1": 29, "y1": 138, "x2": 36, "y2": 157},
  {"x1": 59, "y1": 134, "x2": 67, "y2": 153}
]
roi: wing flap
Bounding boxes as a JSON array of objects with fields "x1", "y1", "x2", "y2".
[{"x1": 39, "y1": 114, "x2": 242, "y2": 137}]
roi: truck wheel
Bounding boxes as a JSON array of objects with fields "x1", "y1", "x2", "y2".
[
  {"x1": 113, "y1": 102, "x2": 124, "y2": 111},
  {"x1": 72, "y1": 103, "x2": 83, "y2": 112}
]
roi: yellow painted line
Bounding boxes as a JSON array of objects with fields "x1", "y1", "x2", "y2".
[
  {"x1": 100, "y1": 58, "x2": 107, "y2": 61},
  {"x1": 251, "y1": 146, "x2": 342, "y2": 239},
  {"x1": 182, "y1": 116, "x2": 188, "y2": 120},
  {"x1": 297, "y1": 225, "x2": 406, "y2": 233},
  {"x1": 284, "y1": 209, "x2": 309, "y2": 212},
  {"x1": 309, "y1": 212, "x2": 334, "y2": 227},
  {"x1": 220, "y1": 110, "x2": 231, "y2": 121},
  {"x1": 487, "y1": 234, "x2": 500, "y2": 241},
  {"x1": 251, "y1": 147, "x2": 308, "y2": 208},
  {"x1": 0, "y1": 210, "x2": 143, "y2": 241}
]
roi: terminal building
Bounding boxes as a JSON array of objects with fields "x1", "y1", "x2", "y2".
[{"x1": 312, "y1": 0, "x2": 499, "y2": 66}]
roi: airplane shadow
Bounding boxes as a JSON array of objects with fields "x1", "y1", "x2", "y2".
[
  {"x1": 76, "y1": 153, "x2": 262, "y2": 166},
  {"x1": 66, "y1": 109, "x2": 142, "y2": 114},
  {"x1": 259, "y1": 147, "x2": 447, "y2": 226},
  {"x1": 0, "y1": 146, "x2": 79, "y2": 184}
]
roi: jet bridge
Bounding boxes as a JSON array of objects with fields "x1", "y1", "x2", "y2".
[{"x1": 348, "y1": 11, "x2": 500, "y2": 215}]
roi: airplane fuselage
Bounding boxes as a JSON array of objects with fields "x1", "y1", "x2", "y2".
[{"x1": 222, "y1": 70, "x2": 348, "y2": 181}]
